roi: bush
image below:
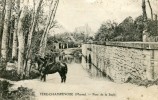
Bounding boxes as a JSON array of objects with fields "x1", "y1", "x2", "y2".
[
  {"x1": 0, "y1": 69, "x2": 40, "y2": 81},
  {"x1": 0, "y1": 59, "x2": 7, "y2": 71},
  {"x1": 27, "y1": 71, "x2": 41, "y2": 79},
  {"x1": 8, "y1": 86, "x2": 35, "y2": 100},
  {"x1": 0, "y1": 70, "x2": 20, "y2": 81},
  {"x1": 126, "y1": 77, "x2": 158, "y2": 87},
  {"x1": 0, "y1": 80, "x2": 12, "y2": 99},
  {"x1": 0, "y1": 80, "x2": 35, "y2": 100}
]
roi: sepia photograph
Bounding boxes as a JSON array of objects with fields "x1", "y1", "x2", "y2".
[{"x1": 0, "y1": 0, "x2": 158, "y2": 100}]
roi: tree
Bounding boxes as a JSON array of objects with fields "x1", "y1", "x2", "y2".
[
  {"x1": 39, "y1": 0, "x2": 59, "y2": 57},
  {"x1": 1, "y1": 0, "x2": 12, "y2": 60},
  {"x1": 147, "y1": 0, "x2": 153, "y2": 20},
  {"x1": 95, "y1": 16, "x2": 144, "y2": 41},
  {"x1": 118, "y1": 16, "x2": 136, "y2": 41},
  {"x1": 0, "y1": 0, "x2": 6, "y2": 57},
  {"x1": 12, "y1": 0, "x2": 20, "y2": 59},
  {"x1": 95, "y1": 20, "x2": 117, "y2": 41},
  {"x1": 0, "y1": 0, "x2": 60, "y2": 78},
  {"x1": 134, "y1": 15, "x2": 144, "y2": 40},
  {"x1": 26, "y1": 0, "x2": 43, "y2": 57},
  {"x1": 24, "y1": 0, "x2": 44, "y2": 77},
  {"x1": 142, "y1": 0, "x2": 147, "y2": 22},
  {"x1": 17, "y1": 0, "x2": 29, "y2": 75}
]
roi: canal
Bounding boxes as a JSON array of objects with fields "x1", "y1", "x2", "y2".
[{"x1": 57, "y1": 51, "x2": 109, "y2": 82}]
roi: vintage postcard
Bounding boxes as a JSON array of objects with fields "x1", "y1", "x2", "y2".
[{"x1": 0, "y1": 0, "x2": 158, "y2": 100}]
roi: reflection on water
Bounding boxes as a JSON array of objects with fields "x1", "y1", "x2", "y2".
[
  {"x1": 86, "y1": 64, "x2": 107, "y2": 79},
  {"x1": 57, "y1": 54, "x2": 107, "y2": 80},
  {"x1": 82, "y1": 56, "x2": 108, "y2": 80},
  {"x1": 58, "y1": 54, "x2": 82, "y2": 64}
]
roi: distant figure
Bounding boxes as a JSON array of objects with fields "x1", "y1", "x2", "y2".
[{"x1": 143, "y1": 29, "x2": 148, "y2": 42}]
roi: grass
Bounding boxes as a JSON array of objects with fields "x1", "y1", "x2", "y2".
[{"x1": 126, "y1": 77, "x2": 158, "y2": 87}]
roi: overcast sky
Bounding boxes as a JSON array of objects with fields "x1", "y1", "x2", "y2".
[{"x1": 53, "y1": 0, "x2": 158, "y2": 33}]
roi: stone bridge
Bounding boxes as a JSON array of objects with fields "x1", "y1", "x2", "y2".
[{"x1": 82, "y1": 42, "x2": 158, "y2": 83}]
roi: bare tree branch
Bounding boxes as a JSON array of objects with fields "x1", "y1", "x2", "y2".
[
  {"x1": 142, "y1": 0, "x2": 147, "y2": 21},
  {"x1": 147, "y1": 0, "x2": 153, "y2": 20}
]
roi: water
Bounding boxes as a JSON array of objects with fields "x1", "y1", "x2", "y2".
[
  {"x1": 83, "y1": 63, "x2": 108, "y2": 80},
  {"x1": 58, "y1": 54, "x2": 82, "y2": 64},
  {"x1": 58, "y1": 54, "x2": 108, "y2": 80}
]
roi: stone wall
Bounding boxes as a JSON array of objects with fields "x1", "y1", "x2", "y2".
[{"x1": 82, "y1": 42, "x2": 158, "y2": 83}]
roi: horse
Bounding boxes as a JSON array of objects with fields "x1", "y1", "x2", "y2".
[
  {"x1": 34, "y1": 54, "x2": 68, "y2": 83},
  {"x1": 40, "y1": 60, "x2": 68, "y2": 83}
]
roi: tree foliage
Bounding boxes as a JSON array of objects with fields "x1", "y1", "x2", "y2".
[
  {"x1": 0, "y1": 0, "x2": 60, "y2": 78},
  {"x1": 95, "y1": 15, "x2": 157, "y2": 42}
]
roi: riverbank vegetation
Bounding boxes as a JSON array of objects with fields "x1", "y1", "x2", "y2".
[{"x1": 0, "y1": 80, "x2": 35, "y2": 100}]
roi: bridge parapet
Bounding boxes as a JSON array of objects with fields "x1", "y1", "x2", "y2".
[
  {"x1": 106, "y1": 42, "x2": 158, "y2": 50},
  {"x1": 87, "y1": 42, "x2": 158, "y2": 49},
  {"x1": 82, "y1": 42, "x2": 158, "y2": 83}
]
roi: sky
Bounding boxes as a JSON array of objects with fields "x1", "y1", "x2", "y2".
[{"x1": 53, "y1": 0, "x2": 158, "y2": 34}]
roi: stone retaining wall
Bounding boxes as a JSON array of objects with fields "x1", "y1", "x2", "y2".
[{"x1": 82, "y1": 42, "x2": 158, "y2": 83}]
